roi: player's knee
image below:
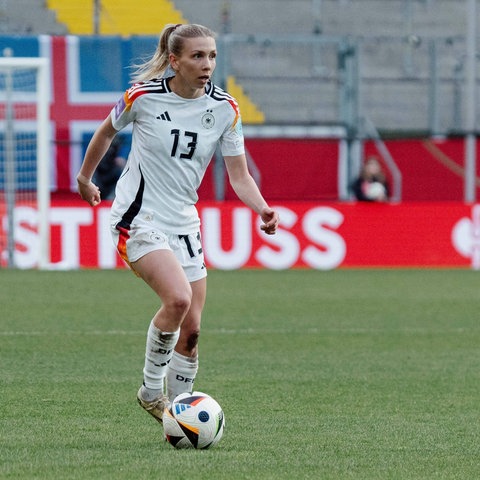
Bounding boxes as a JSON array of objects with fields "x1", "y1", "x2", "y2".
[{"x1": 166, "y1": 294, "x2": 192, "y2": 319}]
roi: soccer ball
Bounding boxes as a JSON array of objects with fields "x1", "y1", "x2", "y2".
[{"x1": 163, "y1": 391, "x2": 225, "y2": 449}]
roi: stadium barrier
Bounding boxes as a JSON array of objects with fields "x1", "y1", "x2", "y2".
[{"x1": 6, "y1": 200, "x2": 480, "y2": 270}]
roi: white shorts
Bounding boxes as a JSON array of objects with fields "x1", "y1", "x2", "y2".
[{"x1": 112, "y1": 223, "x2": 207, "y2": 283}]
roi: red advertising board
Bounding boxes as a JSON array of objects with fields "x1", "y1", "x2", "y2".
[{"x1": 9, "y1": 200, "x2": 480, "y2": 269}]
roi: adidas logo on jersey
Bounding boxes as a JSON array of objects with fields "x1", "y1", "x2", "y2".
[{"x1": 156, "y1": 111, "x2": 171, "y2": 121}]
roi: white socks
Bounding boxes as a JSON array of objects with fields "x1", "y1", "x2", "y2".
[
  {"x1": 142, "y1": 320, "x2": 199, "y2": 402},
  {"x1": 142, "y1": 321, "x2": 179, "y2": 395},
  {"x1": 167, "y1": 351, "x2": 199, "y2": 401}
]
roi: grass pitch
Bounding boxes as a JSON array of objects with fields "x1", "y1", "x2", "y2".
[{"x1": 1, "y1": 268, "x2": 479, "y2": 479}]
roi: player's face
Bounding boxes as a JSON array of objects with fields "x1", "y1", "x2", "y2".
[{"x1": 170, "y1": 37, "x2": 217, "y2": 98}]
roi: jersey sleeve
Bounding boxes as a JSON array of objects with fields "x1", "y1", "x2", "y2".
[
  {"x1": 110, "y1": 89, "x2": 136, "y2": 131},
  {"x1": 219, "y1": 101, "x2": 245, "y2": 157}
]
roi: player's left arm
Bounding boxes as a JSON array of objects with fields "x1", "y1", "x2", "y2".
[{"x1": 224, "y1": 154, "x2": 279, "y2": 235}]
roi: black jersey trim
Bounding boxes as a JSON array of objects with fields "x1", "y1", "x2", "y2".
[
  {"x1": 116, "y1": 168, "x2": 145, "y2": 230},
  {"x1": 208, "y1": 82, "x2": 236, "y2": 103},
  {"x1": 127, "y1": 79, "x2": 169, "y2": 101}
]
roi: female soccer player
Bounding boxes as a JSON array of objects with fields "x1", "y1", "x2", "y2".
[{"x1": 76, "y1": 23, "x2": 279, "y2": 424}]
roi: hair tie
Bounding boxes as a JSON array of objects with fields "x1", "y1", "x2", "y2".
[{"x1": 173, "y1": 24, "x2": 182, "y2": 31}]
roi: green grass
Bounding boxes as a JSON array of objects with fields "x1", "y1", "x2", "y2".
[{"x1": 1, "y1": 269, "x2": 479, "y2": 479}]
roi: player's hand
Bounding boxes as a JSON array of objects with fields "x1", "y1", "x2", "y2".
[
  {"x1": 77, "y1": 177, "x2": 101, "y2": 207},
  {"x1": 260, "y1": 207, "x2": 279, "y2": 235}
]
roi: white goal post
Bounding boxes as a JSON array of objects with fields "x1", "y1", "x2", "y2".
[{"x1": 0, "y1": 57, "x2": 50, "y2": 269}]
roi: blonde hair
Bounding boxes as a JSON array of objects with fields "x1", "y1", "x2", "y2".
[{"x1": 132, "y1": 23, "x2": 216, "y2": 83}]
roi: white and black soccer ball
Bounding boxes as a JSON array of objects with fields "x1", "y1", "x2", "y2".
[{"x1": 163, "y1": 391, "x2": 225, "y2": 449}]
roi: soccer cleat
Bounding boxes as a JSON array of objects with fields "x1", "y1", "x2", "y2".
[{"x1": 137, "y1": 387, "x2": 169, "y2": 424}]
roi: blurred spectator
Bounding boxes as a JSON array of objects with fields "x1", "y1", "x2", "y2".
[
  {"x1": 93, "y1": 135, "x2": 127, "y2": 200},
  {"x1": 351, "y1": 157, "x2": 389, "y2": 202}
]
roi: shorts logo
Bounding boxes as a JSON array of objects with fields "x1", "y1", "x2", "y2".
[
  {"x1": 201, "y1": 110, "x2": 215, "y2": 129},
  {"x1": 150, "y1": 231, "x2": 162, "y2": 242}
]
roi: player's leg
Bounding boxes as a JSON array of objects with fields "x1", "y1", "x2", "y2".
[
  {"x1": 133, "y1": 249, "x2": 193, "y2": 422},
  {"x1": 134, "y1": 248, "x2": 193, "y2": 332},
  {"x1": 167, "y1": 277, "x2": 206, "y2": 401}
]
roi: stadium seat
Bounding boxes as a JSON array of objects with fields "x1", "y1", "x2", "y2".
[
  {"x1": 46, "y1": 0, "x2": 186, "y2": 35},
  {"x1": 226, "y1": 76, "x2": 265, "y2": 124}
]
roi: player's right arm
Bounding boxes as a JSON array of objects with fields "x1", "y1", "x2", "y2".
[{"x1": 77, "y1": 116, "x2": 118, "y2": 206}]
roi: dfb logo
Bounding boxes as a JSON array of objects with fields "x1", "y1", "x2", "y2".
[
  {"x1": 176, "y1": 375, "x2": 195, "y2": 383},
  {"x1": 452, "y1": 204, "x2": 480, "y2": 269}
]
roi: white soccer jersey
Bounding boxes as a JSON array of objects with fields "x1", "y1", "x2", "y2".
[{"x1": 110, "y1": 78, "x2": 245, "y2": 234}]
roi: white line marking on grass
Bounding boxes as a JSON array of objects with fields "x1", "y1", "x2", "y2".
[
  {"x1": 0, "y1": 330, "x2": 146, "y2": 336},
  {"x1": 0, "y1": 327, "x2": 476, "y2": 336}
]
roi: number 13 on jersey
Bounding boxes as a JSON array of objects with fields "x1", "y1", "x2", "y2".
[{"x1": 171, "y1": 129, "x2": 198, "y2": 160}]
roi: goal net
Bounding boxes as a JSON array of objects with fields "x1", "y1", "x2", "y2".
[{"x1": 0, "y1": 57, "x2": 50, "y2": 269}]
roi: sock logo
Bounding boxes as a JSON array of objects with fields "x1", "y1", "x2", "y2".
[{"x1": 176, "y1": 375, "x2": 195, "y2": 384}]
